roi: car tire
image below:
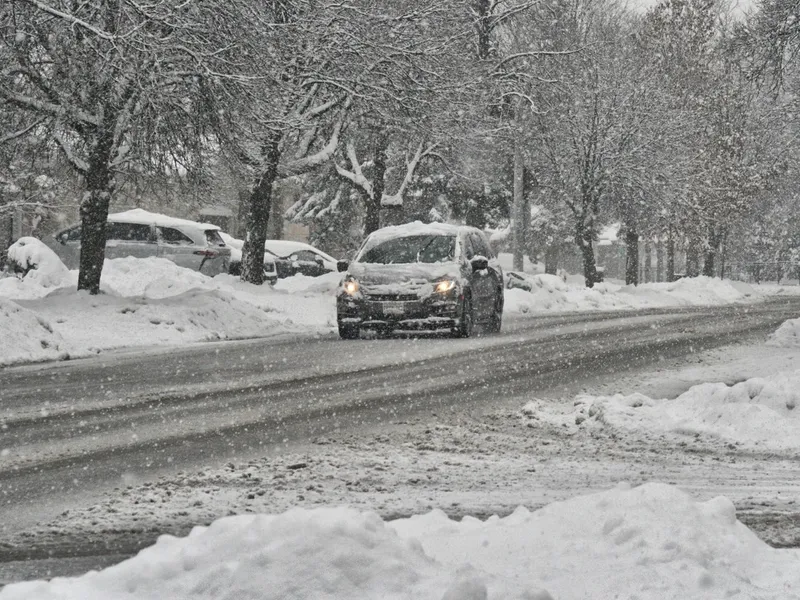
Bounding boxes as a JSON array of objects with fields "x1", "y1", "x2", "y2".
[
  {"x1": 489, "y1": 308, "x2": 502, "y2": 333},
  {"x1": 453, "y1": 296, "x2": 474, "y2": 338},
  {"x1": 489, "y1": 290, "x2": 503, "y2": 333},
  {"x1": 338, "y1": 321, "x2": 360, "y2": 340}
]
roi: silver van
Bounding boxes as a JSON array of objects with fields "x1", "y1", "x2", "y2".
[{"x1": 46, "y1": 209, "x2": 231, "y2": 276}]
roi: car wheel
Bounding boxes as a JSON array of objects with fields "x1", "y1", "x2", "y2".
[
  {"x1": 338, "y1": 321, "x2": 360, "y2": 340},
  {"x1": 453, "y1": 296, "x2": 474, "y2": 338}
]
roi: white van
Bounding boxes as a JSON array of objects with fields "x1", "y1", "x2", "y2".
[{"x1": 46, "y1": 209, "x2": 231, "y2": 276}]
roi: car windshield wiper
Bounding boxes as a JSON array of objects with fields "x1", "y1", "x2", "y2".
[{"x1": 415, "y1": 237, "x2": 439, "y2": 263}]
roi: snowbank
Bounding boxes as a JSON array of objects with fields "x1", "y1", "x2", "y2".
[
  {"x1": 524, "y1": 369, "x2": 800, "y2": 452},
  {"x1": 0, "y1": 297, "x2": 66, "y2": 366},
  {"x1": 0, "y1": 256, "x2": 336, "y2": 363},
  {"x1": 3, "y1": 483, "x2": 798, "y2": 600},
  {"x1": 505, "y1": 273, "x2": 787, "y2": 315},
  {"x1": 100, "y1": 256, "x2": 212, "y2": 299},
  {"x1": 767, "y1": 318, "x2": 800, "y2": 348},
  {"x1": 273, "y1": 270, "x2": 343, "y2": 295}
]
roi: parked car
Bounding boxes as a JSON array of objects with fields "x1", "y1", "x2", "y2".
[
  {"x1": 264, "y1": 240, "x2": 338, "y2": 279},
  {"x1": 219, "y1": 232, "x2": 278, "y2": 284},
  {"x1": 45, "y1": 209, "x2": 231, "y2": 276},
  {"x1": 336, "y1": 222, "x2": 504, "y2": 339}
]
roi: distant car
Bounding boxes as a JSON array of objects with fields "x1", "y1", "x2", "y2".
[
  {"x1": 264, "y1": 240, "x2": 338, "y2": 279},
  {"x1": 220, "y1": 232, "x2": 278, "y2": 285},
  {"x1": 336, "y1": 222, "x2": 504, "y2": 339},
  {"x1": 45, "y1": 209, "x2": 231, "y2": 276}
]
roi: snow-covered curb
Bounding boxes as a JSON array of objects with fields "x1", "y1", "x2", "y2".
[{"x1": 2, "y1": 483, "x2": 797, "y2": 600}]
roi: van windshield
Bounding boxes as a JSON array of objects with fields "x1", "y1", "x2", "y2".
[{"x1": 358, "y1": 235, "x2": 456, "y2": 264}]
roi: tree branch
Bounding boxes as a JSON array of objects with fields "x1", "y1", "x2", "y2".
[
  {"x1": 381, "y1": 141, "x2": 439, "y2": 207},
  {"x1": 20, "y1": 0, "x2": 116, "y2": 40}
]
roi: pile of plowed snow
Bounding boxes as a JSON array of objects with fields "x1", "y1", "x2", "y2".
[
  {"x1": 3, "y1": 483, "x2": 798, "y2": 600},
  {"x1": 768, "y1": 318, "x2": 800, "y2": 348},
  {"x1": 523, "y1": 369, "x2": 800, "y2": 452},
  {"x1": 504, "y1": 272, "x2": 787, "y2": 315},
  {"x1": 0, "y1": 239, "x2": 336, "y2": 363},
  {"x1": 0, "y1": 297, "x2": 66, "y2": 366}
]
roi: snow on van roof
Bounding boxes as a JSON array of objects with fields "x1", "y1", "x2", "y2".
[{"x1": 108, "y1": 208, "x2": 220, "y2": 231}]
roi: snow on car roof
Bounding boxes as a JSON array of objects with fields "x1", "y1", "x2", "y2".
[
  {"x1": 264, "y1": 240, "x2": 336, "y2": 262},
  {"x1": 366, "y1": 221, "x2": 470, "y2": 243},
  {"x1": 108, "y1": 208, "x2": 220, "y2": 231},
  {"x1": 360, "y1": 222, "x2": 477, "y2": 253}
]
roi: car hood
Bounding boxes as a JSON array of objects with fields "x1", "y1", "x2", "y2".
[{"x1": 349, "y1": 262, "x2": 461, "y2": 293}]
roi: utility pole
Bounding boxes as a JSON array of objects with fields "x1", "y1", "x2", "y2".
[{"x1": 512, "y1": 127, "x2": 525, "y2": 272}]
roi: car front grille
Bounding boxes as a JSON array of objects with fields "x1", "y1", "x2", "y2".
[{"x1": 367, "y1": 293, "x2": 418, "y2": 301}]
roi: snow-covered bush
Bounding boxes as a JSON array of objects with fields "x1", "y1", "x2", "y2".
[{"x1": 6, "y1": 237, "x2": 70, "y2": 287}]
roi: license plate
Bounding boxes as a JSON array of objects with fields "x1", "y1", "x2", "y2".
[{"x1": 381, "y1": 301, "x2": 407, "y2": 315}]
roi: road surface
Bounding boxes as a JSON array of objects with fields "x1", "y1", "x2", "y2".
[{"x1": 1, "y1": 297, "x2": 799, "y2": 582}]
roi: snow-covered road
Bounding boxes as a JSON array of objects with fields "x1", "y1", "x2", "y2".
[{"x1": 1, "y1": 297, "x2": 800, "y2": 584}]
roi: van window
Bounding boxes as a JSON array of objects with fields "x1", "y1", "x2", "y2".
[
  {"x1": 107, "y1": 222, "x2": 154, "y2": 242},
  {"x1": 159, "y1": 227, "x2": 194, "y2": 245},
  {"x1": 205, "y1": 230, "x2": 225, "y2": 247}
]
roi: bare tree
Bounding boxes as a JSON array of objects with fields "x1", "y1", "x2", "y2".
[{"x1": 0, "y1": 0, "x2": 250, "y2": 293}]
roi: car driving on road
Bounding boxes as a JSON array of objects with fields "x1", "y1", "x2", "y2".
[
  {"x1": 46, "y1": 209, "x2": 232, "y2": 276},
  {"x1": 336, "y1": 222, "x2": 504, "y2": 339}
]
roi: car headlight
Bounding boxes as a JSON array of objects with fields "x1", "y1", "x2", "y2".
[
  {"x1": 434, "y1": 279, "x2": 457, "y2": 294},
  {"x1": 343, "y1": 278, "x2": 360, "y2": 296}
]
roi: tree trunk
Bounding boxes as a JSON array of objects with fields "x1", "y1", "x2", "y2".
[
  {"x1": 644, "y1": 239, "x2": 652, "y2": 283},
  {"x1": 475, "y1": 0, "x2": 493, "y2": 60},
  {"x1": 576, "y1": 217, "x2": 598, "y2": 288},
  {"x1": 364, "y1": 133, "x2": 389, "y2": 236},
  {"x1": 242, "y1": 131, "x2": 282, "y2": 284},
  {"x1": 703, "y1": 228, "x2": 723, "y2": 278},
  {"x1": 666, "y1": 227, "x2": 675, "y2": 282},
  {"x1": 686, "y1": 238, "x2": 700, "y2": 278},
  {"x1": 77, "y1": 187, "x2": 111, "y2": 294},
  {"x1": 512, "y1": 137, "x2": 525, "y2": 271},
  {"x1": 656, "y1": 238, "x2": 664, "y2": 282},
  {"x1": 77, "y1": 134, "x2": 115, "y2": 294},
  {"x1": 625, "y1": 229, "x2": 639, "y2": 286},
  {"x1": 702, "y1": 246, "x2": 715, "y2": 277},
  {"x1": 544, "y1": 244, "x2": 559, "y2": 275}
]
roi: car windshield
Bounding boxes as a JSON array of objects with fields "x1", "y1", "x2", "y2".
[{"x1": 358, "y1": 234, "x2": 456, "y2": 264}]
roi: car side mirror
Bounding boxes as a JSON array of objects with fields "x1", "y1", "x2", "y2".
[
  {"x1": 337, "y1": 260, "x2": 349, "y2": 272},
  {"x1": 470, "y1": 256, "x2": 489, "y2": 272}
]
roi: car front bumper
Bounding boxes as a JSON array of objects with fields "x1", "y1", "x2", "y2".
[{"x1": 337, "y1": 294, "x2": 463, "y2": 331}]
